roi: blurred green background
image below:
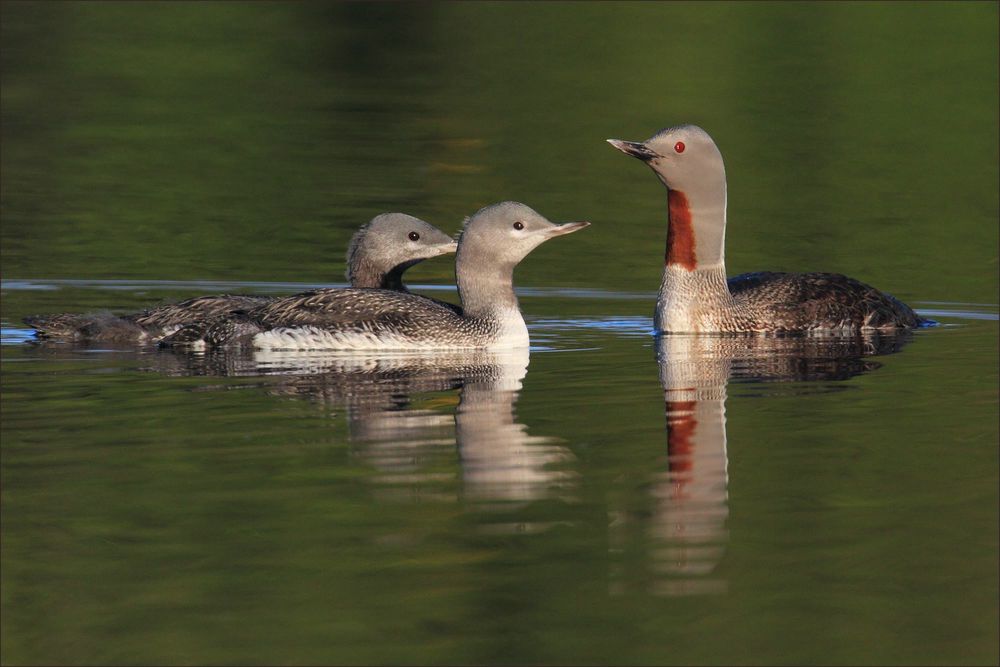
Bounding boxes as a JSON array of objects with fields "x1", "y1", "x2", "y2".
[{"x1": 2, "y1": 1, "x2": 997, "y2": 303}]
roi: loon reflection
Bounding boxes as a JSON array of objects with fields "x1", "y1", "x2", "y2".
[
  {"x1": 641, "y1": 331, "x2": 914, "y2": 597},
  {"x1": 150, "y1": 346, "x2": 574, "y2": 514},
  {"x1": 457, "y1": 360, "x2": 574, "y2": 507}
]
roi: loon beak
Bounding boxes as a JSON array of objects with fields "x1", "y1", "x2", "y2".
[
  {"x1": 441, "y1": 240, "x2": 459, "y2": 254},
  {"x1": 607, "y1": 138, "x2": 659, "y2": 162},
  {"x1": 545, "y1": 221, "x2": 590, "y2": 237}
]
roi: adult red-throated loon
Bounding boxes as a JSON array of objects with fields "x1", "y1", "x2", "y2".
[{"x1": 608, "y1": 124, "x2": 927, "y2": 333}]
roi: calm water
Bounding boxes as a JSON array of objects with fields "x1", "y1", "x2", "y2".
[{"x1": 2, "y1": 3, "x2": 998, "y2": 666}]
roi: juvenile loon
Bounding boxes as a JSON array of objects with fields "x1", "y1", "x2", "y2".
[
  {"x1": 607, "y1": 125, "x2": 925, "y2": 334},
  {"x1": 344, "y1": 213, "x2": 458, "y2": 292},
  {"x1": 24, "y1": 213, "x2": 457, "y2": 343},
  {"x1": 173, "y1": 201, "x2": 589, "y2": 351}
]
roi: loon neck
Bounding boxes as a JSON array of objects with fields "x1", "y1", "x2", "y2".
[
  {"x1": 665, "y1": 186, "x2": 727, "y2": 271},
  {"x1": 456, "y1": 255, "x2": 519, "y2": 320},
  {"x1": 350, "y1": 257, "x2": 415, "y2": 291},
  {"x1": 656, "y1": 264, "x2": 734, "y2": 332}
]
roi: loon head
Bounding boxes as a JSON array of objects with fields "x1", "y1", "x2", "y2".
[
  {"x1": 457, "y1": 201, "x2": 590, "y2": 270},
  {"x1": 607, "y1": 124, "x2": 726, "y2": 194},
  {"x1": 608, "y1": 124, "x2": 728, "y2": 270},
  {"x1": 346, "y1": 213, "x2": 458, "y2": 288}
]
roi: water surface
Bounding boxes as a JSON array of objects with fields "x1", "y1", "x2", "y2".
[
  {"x1": 2, "y1": 281, "x2": 997, "y2": 665},
  {"x1": 2, "y1": 2, "x2": 998, "y2": 665}
]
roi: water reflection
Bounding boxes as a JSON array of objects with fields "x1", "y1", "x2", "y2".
[
  {"x1": 642, "y1": 331, "x2": 914, "y2": 596},
  {"x1": 149, "y1": 346, "x2": 573, "y2": 517},
  {"x1": 457, "y1": 360, "x2": 574, "y2": 508},
  {"x1": 16, "y1": 323, "x2": 920, "y2": 588}
]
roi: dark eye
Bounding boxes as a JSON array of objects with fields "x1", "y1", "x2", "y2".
[
  {"x1": 513, "y1": 221, "x2": 524, "y2": 230},
  {"x1": 408, "y1": 231, "x2": 420, "y2": 241},
  {"x1": 674, "y1": 141, "x2": 686, "y2": 154}
]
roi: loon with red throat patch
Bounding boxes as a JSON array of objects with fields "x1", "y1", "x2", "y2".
[{"x1": 608, "y1": 124, "x2": 928, "y2": 334}]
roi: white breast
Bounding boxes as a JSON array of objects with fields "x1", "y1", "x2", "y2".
[
  {"x1": 251, "y1": 311, "x2": 531, "y2": 351},
  {"x1": 251, "y1": 326, "x2": 460, "y2": 351},
  {"x1": 490, "y1": 307, "x2": 530, "y2": 349}
]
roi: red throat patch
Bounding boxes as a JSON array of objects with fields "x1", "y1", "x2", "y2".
[
  {"x1": 666, "y1": 189, "x2": 697, "y2": 270},
  {"x1": 666, "y1": 399, "x2": 697, "y2": 498}
]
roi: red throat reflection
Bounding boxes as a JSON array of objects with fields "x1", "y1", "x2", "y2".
[{"x1": 666, "y1": 399, "x2": 697, "y2": 501}]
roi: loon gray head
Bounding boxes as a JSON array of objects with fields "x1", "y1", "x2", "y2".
[
  {"x1": 346, "y1": 213, "x2": 458, "y2": 290},
  {"x1": 608, "y1": 125, "x2": 728, "y2": 270},
  {"x1": 456, "y1": 201, "x2": 590, "y2": 317}
]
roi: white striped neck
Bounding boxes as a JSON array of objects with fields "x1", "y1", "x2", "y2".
[{"x1": 655, "y1": 264, "x2": 734, "y2": 333}]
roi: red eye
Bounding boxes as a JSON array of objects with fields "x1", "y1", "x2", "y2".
[{"x1": 674, "y1": 141, "x2": 686, "y2": 154}]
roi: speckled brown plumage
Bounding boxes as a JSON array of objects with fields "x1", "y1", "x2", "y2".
[
  {"x1": 22, "y1": 312, "x2": 148, "y2": 343},
  {"x1": 23, "y1": 294, "x2": 271, "y2": 343},
  {"x1": 725, "y1": 272, "x2": 923, "y2": 332},
  {"x1": 129, "y1": 294, "x2": 272, "y2": 329},
  {"x1": 186, "y1": 288, "x2": 504, "y2": 349}
]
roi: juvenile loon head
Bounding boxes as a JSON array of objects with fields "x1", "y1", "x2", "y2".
[
  {"x1": 608, "y1": 124, "x2": 728, "y2": 269},
  {"x1": 346, "y1": 213, "x2": 458, "y2": 289},
  {"x1": 457, "y1": 201, "x2": 590, "y2": 270},
  {"x1": 456, "y1": 201, "x2": 589, "y2": 316}
]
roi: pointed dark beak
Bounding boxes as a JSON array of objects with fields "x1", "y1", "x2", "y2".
[{"x1": 607, "y1": 138, "x2": 659, "y2": 162}]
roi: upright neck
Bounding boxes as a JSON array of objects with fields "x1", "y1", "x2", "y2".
[
  {"x1": 654, "y1": 185, "x2": 731, "y2": 332},
  {"x1": 665, "y1": 186, "x2": 727, "y2": 272},
  {"x1": 456, "y1": 254, "x2": 519, "y2": 319}
]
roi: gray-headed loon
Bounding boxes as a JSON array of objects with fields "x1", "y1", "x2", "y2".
[
  {"x1": 608, "y1": 124, "x2": 927, "y2": 334},
  {"x1": 167, "y1": 202, "x2": 589, "y2": 351},
  {"x1": 24, "y1": 213, "x2": 457, "y2": 342}
]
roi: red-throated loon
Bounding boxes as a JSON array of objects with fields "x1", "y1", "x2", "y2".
[{"x1": 608, "y1": 124, "x2": 926, "y2": 333}]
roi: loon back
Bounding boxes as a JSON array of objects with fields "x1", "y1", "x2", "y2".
[
  {"x1": 127, "y1": 294, "x2": 272, "y2": 330},
  {"x1": 23, "y1": 312, "x2": 147, "y2": 343},
  {"x1": 726, "y1": 272, "x2": 923, "y2": 332},
  {"x1": 191, "y1": 288, "x2": 506, "y2": 351},
  {"x1": 25, "y1": 294, "x2": 272, "y2": 342}
]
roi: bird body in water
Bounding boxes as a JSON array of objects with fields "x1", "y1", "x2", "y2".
[
  {"x1": 23, "y1": 213, "x2": 458, "y2": 343},
  {"x1": 166, "y1": 202, "x2": 589, "y2": 351},
  {"x1": 607, "y1": 124, "x2": 927, "y2": 334}
]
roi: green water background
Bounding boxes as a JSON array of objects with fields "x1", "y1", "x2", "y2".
[
  {"x1": 2, "y1": 1, "x2": 997, "y2": 304},
  {"x1": 1, "y1": 2, "x2": 998, "y2": 665}
]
